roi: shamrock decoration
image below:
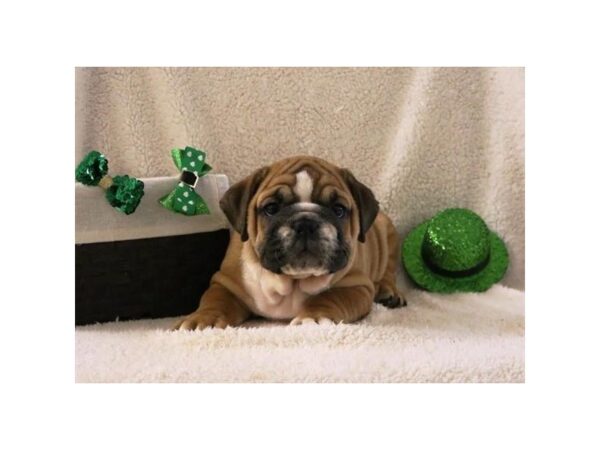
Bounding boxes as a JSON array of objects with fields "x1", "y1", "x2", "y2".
[
  {"x1": 159, "y1": 147, "x2": 211, "y2": 216},
  {"x1": 75, "y1": 151, "x2": 144, "y2": 215}
]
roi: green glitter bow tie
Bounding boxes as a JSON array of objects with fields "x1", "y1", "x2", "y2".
[
  {"x1": 75, "y1": 151, "x2": 145, "y2": 215},
  {"x1": 159, "y1": 147, "x2": 212, "y2": 215}
]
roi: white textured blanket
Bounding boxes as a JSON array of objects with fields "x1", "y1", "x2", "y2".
[
  {"x1": 75, "y1": 68, "x2": 524, "y2": 382},
  {"x1": 75, "y1": 285, "x2": 524, "y2": 383}
]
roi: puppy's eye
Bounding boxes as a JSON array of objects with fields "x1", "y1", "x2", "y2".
[
  {"x1": 332, "y1": 204, "x2": 347, "y2": 218},
  {"x1": 262, "y1": 203, "x2": 280, "y2": 216}
]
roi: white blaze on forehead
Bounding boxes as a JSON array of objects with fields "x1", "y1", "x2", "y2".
[{"x1": 293, "y1": 170, "x2": 314, "y2": 202}]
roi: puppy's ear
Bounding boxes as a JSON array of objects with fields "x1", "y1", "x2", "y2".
[
  {"x1": 219, "y1": 166, "x2": 269, "y2": 242},
  {"x1": 341, "y1": 169, "x2": 379, "y2": 243}
]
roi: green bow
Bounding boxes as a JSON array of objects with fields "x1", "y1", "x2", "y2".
[
  {"x1": 159, "y1": 147, "x2": 211, "y2": 215},
  {"x1": 75, "y1": 151, "x2": 145, "y2": 215}
]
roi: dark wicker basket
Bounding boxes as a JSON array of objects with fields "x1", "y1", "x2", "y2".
[
  {"x1": 75, "y1": 230, "x2": 230, "y2": 325},
  {"x1": 75, "y1": 174, "x2": 231, "y2": 325}
]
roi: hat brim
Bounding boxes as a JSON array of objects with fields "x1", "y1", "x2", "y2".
[{"x1": 401, "y1": 220, "x2": 509, "y2": 293}]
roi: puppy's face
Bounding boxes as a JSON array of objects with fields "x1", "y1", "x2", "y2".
[
  {"x1": 255, "y1": 169, "x2": 352, "y2": 277},
  {"x1": 220, "y1": 157, "x2": 379, "y2": 278}
]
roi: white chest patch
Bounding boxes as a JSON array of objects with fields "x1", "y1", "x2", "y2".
[{"x1": 241, "y1": 251, "x2": 334, "y2": 319}]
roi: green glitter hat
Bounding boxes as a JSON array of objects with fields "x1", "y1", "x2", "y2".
[{"x1": 402, "y1": 208, "x2": 509, "y2": 293}]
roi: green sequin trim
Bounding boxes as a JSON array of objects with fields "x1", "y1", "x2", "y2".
[
  {"x1": 75, "y1": 151, "x2": 108, "y2": 186},
  {"x1": 105, "y1": 175, "x2": 145, "y2": 215}
]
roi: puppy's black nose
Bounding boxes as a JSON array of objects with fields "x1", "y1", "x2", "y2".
[{"x1": 292, "y1": 218, "x2": 319, "y2": 237}]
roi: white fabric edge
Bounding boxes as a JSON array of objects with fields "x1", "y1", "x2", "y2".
[{"x1": 76, "y1": 174, "x2": 231, "y2": 244}]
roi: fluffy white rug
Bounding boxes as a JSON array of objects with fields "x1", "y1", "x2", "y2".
[{"x1": 75, "y1": 284, "x2": 524, "y2": 383}]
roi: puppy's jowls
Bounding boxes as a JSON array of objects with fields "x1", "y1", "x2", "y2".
[{"x1": 174, "y1": 156, "x2": 405, "y2": 330}]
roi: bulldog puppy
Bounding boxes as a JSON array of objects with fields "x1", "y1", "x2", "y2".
[{"x1": 174, "y1": 155, "x2": 406, "y2": 330}]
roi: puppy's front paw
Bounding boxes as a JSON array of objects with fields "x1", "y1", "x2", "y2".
[
  {"x1": 375, "y1": 292, "x2": 408, "y2": 309},
  {"x1": 290, "y1": 308, "x2": 338, "y2": 326},
  {"x1": 172, "y1": 310, "x2": 232, "y2": 331},
  {"x1": 290, "y1": 316, "x2": 335, "y2": 326}
]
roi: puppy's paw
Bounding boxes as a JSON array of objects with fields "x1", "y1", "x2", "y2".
[
  {"x1": 290, "y1": 308, "x2": 338, "y2": 326},
  {"x1": 375, "y1": 293, "x2": 407, "y2": 309},
  {"x1": 172, "y1": 310, "x2": 232, "y2": 331},
  {"x1": 290, "y1": 316, "x2": 335, "y2": 326}
]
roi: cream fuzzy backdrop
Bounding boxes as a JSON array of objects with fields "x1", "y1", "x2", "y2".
[
  {"x1": 75, "y1": 67, "x2": 524, "y2": 382},
  {"x1": 75, "y1": 67, "x2": 524, "y2": 289}
]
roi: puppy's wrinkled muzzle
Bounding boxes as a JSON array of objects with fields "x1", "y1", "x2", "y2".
[
  {"x1": 259, "y1": 204, "x2": 349, "y2": 276},
  {"x1": 290, "y1": 217, "x2": 322, "y2": 253},
  {"x1": 292, "y1": 217, "x2": 319, "y2": 238}
]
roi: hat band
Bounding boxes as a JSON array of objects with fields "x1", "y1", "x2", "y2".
[{"x1": 422, "y1": 248, "x2": 491, "y2": 278}]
